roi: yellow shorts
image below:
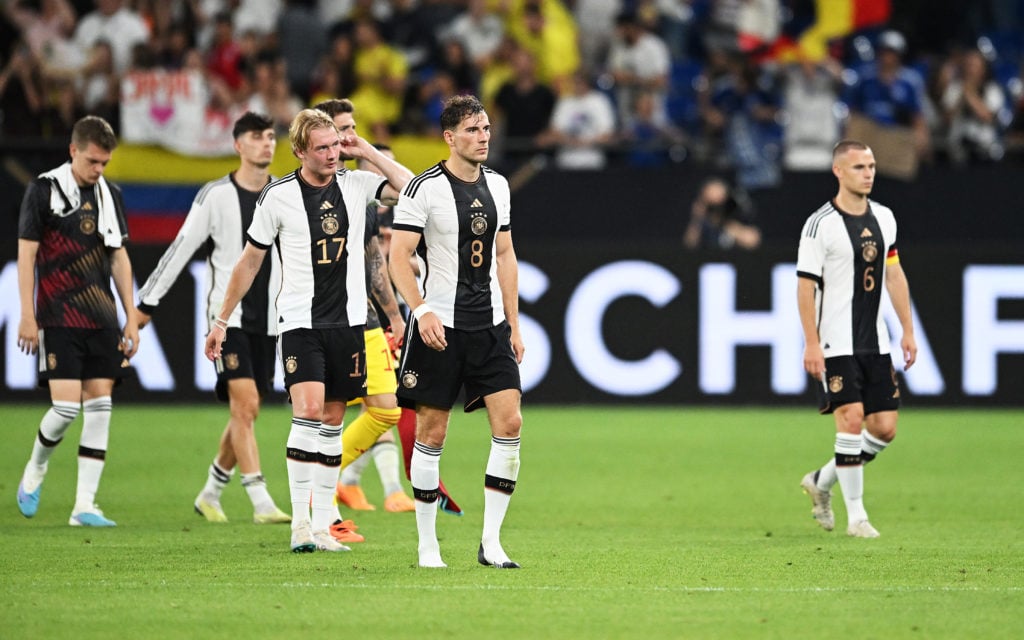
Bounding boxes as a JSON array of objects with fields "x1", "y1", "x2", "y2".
[{"x1": 347, "y1": 327, "x2": 398, "y2": 406}]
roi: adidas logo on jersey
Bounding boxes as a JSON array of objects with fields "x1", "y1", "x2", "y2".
[
  {"x1": 320, "y1": 201, "x2": 334, "y2": 211},
  {"x1": 470, "y1": 198, "x2": 483, "y2": 208},
  {"x1": 860, "y1": 228, "x2": 872, "y2": 238},
  {"x1": 81, "y1": 202, "x2": 94, "y2": 210}
]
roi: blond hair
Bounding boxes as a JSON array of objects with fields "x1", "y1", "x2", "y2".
[{"x1": 289, "y1": 109, "x2": 337, "y2": 155}]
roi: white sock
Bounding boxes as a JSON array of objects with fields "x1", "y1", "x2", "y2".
[
  {"x1": 286, "y1": 417, "x2": 320, "y2": 527},
  {"x1": 815, "y1": 459, "x2": 837, "y2": 491},
  {"x1": 861, "y1": 430, "x2": 890, "y2": 462},
  {"x1": 23, "y1": 401, "x2": 79, "y2": 491},
  {"x1": 834, "y1": 432, "x2": 867, "y2": 524},
  {"x1": 372, "y1": 441, "x2": 404, "y2": 497},
  {"x1": 482, "y1": 436, "x2": 520, "y2": 562},
  {"x1": 201, "y1": 459, "x2": 234, "y2": 500},
  {"x1": 312, "y1": 424, "x2": 342, "y2": 531},
  {"x1": 411, "y1": 441, "x2": 443, "y2": 565},
  {"x1": 241, "y1": 472, "x2": 274, "y2": 511},
  {"x1": 339, "y1": 445, "x2": 372, "y2": 485},
  {"x1": 75, "y1": 396, "x2": 111, "y2": 512}
]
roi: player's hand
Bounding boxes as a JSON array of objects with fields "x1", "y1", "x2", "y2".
[
  {"x1": 204, "y1": 326, "x2": 226, "y2": 361},
  {"x1": 17, "y1": 317, "x2": 39, "y2": 355},
  {"x1": 418, "y1": 312, "x2": 447, "y2": 352},
  {"x1": 901, "y1": 332, "x2": 918, "y2": 370},
  {"x1": 510, "y1": 326, "x2": 525, "y2": 364},
  {"x1": 803, "y1": 343, "x2": 825, "y2": 382},
  {"x1": 135, "y1": 308, "x2": 152, "y2": 329},
  {"x1": 121, "y1": 321, "x2": 140, "y2": 358}
]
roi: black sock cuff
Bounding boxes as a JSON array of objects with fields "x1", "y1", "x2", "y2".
[
  {"x1": 413, "y1": 486, "x2": 440, "y2": 503},
  {"x1": 485, "y1": 474, "x2": 516, "y2": 495},
  {"x1": 78, "y1": 446, "x2": 106, "y2": 460}
]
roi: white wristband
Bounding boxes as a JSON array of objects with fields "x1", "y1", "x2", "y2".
[{"x1": 412, "y1": 304, "x2": 432, "y2": 321}]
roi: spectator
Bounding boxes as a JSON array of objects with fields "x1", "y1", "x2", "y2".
[
  {"x1": 245, "y1": 52, "x2": 303, "y2": 133},
  {"x1": 505, "y1": 0, "x2": 579, "y2": 92},
  {"x1": 383, "y1": 0, "x2": 437, "y2": 70},
  {"x1": 702, "y1": 52, "x2": 782, "y2": 189},
  {"x1": 607, "y1": 9, "x2": 671, "y2": 128},
  {"x1": 3, "y1": 0, "x2": 79, "y2": 72},
  {"x1": 310, "y1": 30, "x2": 357, "y2": 105},
  {"x1": 232, "y1": 0, "x2": 282, "y2": 41},
  {"x1": 572, "y1": 0, "x2": 620, "y2": 72},
  {"x1": 276, "y1": 0, "x2": 327, "y2": 101},
  {"x1": 73, "y1": 0, "x2": 149, "y2": 74},
  {"x1": 348, "y1": 18, "x2": 409, "y2": 142},
  {"x1": 493, "y1": 46, "x2": 556, "y2": 167},
  {"x1": 445, "y1": 0, "x2": 505, "y2": 71},
  {"x1": 683, "y1": 177, "x2": 761, "y2": 250},
  {"x1": 622, "y1": 89, "x2": 686, "y2": 167},
  {"x1": 537, "y1": 70, "x2": 616, "y2": 170},
  {"x1": 782, "y1": 58, "x2": 844, "y2": 171},
  {"x1": 940, "y1": 47, "x2": 1008, "y2": 164},
  {"x1": 844, "y1": 30, "x2": 931, "y2": 161},
  {"x1": 206, "y1": 12, "x2": 245, "y2": 93}
]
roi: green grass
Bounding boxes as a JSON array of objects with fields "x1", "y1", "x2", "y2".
[{"x1": 1, "y1": 404, "x2": 1021, "y2": 639}]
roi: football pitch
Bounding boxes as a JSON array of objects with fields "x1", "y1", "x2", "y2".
[{"x1": 1, "y1": 404, "x2": 1021, "y2": 639}]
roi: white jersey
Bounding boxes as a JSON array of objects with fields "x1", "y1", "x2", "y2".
[
  {"x1": 247, "y1": 168, "x2": 386, "y2": 333},
  {"x1": 393, "y1": 162, "x2": 511, "y2": 330},
  {"x1": 138, "y1": 174, "x2": 280, "y2": 336},
  {"x1": 796, "y1": 199, "x2": 899, "y2": 357}
]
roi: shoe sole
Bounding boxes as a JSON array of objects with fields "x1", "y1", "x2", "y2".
[
  {"x1": 291, "y1": 543, "x2": 316, "y2": 553},
  {"x1": 799, "y1": 475, "x2": 834, "y2": 532}
]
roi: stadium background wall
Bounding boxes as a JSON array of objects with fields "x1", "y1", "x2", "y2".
[
  {"x1": 0, "y1": 142, "x2": 1020, "y2": 405},
  {"x1": 1, "y1": 245, "x2": 1020, "y2": 406}
]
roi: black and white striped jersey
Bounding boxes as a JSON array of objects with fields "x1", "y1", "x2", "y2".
[
  {"x1": 138, "y1": 173, "x2": 280, "y2": 336},
  {"x1": 247, "y1": 168, "x2": 386, "y2": 332},
  {"x1": 393, "y1": 162, "x2": 512, "y2": 330},
  {"x1": 797, "y1": 199, "x2": 899, "y2": 357}
]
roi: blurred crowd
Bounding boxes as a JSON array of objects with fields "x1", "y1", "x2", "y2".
[{"x1": 2, "y1": 0, "x2": 1024, "y2": 184}]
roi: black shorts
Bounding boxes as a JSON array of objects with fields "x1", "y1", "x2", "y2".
[
  {"x1": 213, "y1": 328, "x2": 277, "y2": 402},
  {"x1": 817, "y1": 354, "x2": 900, "y2": 415},
  {"x1": 279, "y1": 326, "x2": 366, "y2": 403},
  {"x1": 37, "y1": 327, "x2": 128, "y2": 385},
  {"x1": 397, "y1": 320, "x2": 521, "y2": 413}
]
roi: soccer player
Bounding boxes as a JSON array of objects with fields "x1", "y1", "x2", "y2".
[
  {"x1": 15, "y1": 115, "x2": 140, "y2": 527},
  {"x1": 390, "y1": 95, "x2": 525, "y2": 568},
  {"x1": 313, "y1": 100, "x2": 413, "y2": 523},
  {"x1": 136, "y1": 112, "x2": 290, "y2": 525},
  {"x1": 796, "y1": 139, "x2": 918, "y2": 538},
  {"x1": 204, "y1": 108, "x2": 412, "y2": 553}
]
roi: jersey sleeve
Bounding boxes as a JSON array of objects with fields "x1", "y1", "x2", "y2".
[
  {"x1": 393, "y1": 186, "x2": 427, "y2": 232},
  {"x1": 109, "y1": 182, "x2": 129, "y2": 241},
  {"x1": 496, "y1": 176, "x2": 511, "y2": 231},
  {"x1": 137, "y1": 184, "x2": 214, "y2": 312},
  {"x1": 17, "y1": 179, "x2": 50, "y2": 242},
  {"x1": 796, "y1": 218, "x2": 825, "y2": 286},
  {"x1": 246, "y1": 191, "x2": 277, "y2": 249}
]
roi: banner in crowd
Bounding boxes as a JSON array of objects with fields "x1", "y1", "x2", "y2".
[
  {"x1": 120, "y1": 69, "x2": 240, "y2": 157},
  {"x1": 1, "y1": 246, "x2": 1021, "y2": 406}
]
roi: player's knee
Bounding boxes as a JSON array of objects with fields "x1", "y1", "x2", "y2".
[
  {"x1": 292, "y1": 399, "x2": 325, "y2": 421},
  {"x1": 230, "y1": 397, "x2": 261, "y2": 423},
  {"x1": 871, "y1": 421, "x2": 897, "y2": 443},
  {"x1": 835, "y1": 405, "x2": 864, "y2": 433},
  {"x1": 497, "y1": 411, "x2": 523, "y2": 438},
  {"x1": 367, "y1": 405, "x2": 401, "y2": 426}
]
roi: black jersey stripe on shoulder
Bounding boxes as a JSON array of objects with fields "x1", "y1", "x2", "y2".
[
  {"x1": 403, "y1": 164, "x2": 444, "y2": 199},
  {"x1": 194, "y1": 175, "x2": 231, "y2": 206},
  {"x1": 256, "y1": 171, "x2": 298, "y2": 206},
  {"x1": 805, "y1": 203, "x2": 836, "y2": 238}
]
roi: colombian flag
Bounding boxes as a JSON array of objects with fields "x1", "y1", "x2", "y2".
[{"x1": 741, "y1": 0, "x2": 891, "y2": 62}]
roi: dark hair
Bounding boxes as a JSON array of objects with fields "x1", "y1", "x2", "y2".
[
  {"x1": 232, "y1": 111, "x2": 274, "y2": 139},
  {"x1": 71, "y1": 115, "x2": 117, "y2": 151},
  {"x1": 440, "y1": 95, "x2": 485, "y2": 132},
  {"x1": 312, "y1": 98, "x2": 355, "y2": 119}
]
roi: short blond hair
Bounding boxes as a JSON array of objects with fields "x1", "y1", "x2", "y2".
[{"x1": 289, "y1": 108, "x2": 337, "y2": 155}]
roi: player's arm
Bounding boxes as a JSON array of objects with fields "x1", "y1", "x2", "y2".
[
  {"x1": 204, "y1": 242, "x2": 267, "y2": 360},
  {"x1": 109, "y1": 246, "x2": 140, "y2": 358},
  {"x1": 136, "y1": 191, "x2": 214, "y2": 328},
  {"x1": 390, "y1": 228, "x2": 445, "y2": 351},
  {"x1": 367, "y1": 234, "x2": 405, "y2": 339},
  {"x1": 340, "y1": 136, "x2": 413, "y2": 205},
  {"x1": 495, "y1": 229, "x2": 524, "y2": 363},
  {"x1": 797, "y1": 275, "x2": 824, "y2": 381},
  {"x1": 884, "y1": 260, "x2": 917, "y2": 370},
  {"x1": 16, "y1": 238, "x2": 40, "y2": 355}
]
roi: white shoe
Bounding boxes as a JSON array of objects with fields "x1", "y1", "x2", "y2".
[
  {"x1": 800, "y1": 472, "x2": 835, "y2": 531},
  {"x1": 290, "y1": 521, "x2": 316, "y2": 553},
  {"x1": 313, "y1": 529, "x2": 351, "y2": 552},
  {"x1": 69, "y1": 505, "x2": 116, "y2": 527},
  {"x1": 194, "y1": 493, "x2": 228, "y2": 523},
  {"x1": 253, "y1": 505, "x2": 291, "y2": 525},
  {"x1": 847, "y1": 520, "x2": 880, "y2": 538}
]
